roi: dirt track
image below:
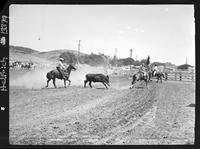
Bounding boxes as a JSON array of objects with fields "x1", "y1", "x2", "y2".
[{"x1": 9, "y1": 75, "x2": 195, "y2": 145}]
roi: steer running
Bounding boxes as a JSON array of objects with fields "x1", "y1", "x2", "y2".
[{"x1": 84, "y1": 74, "x2": 110, "y2": 89}]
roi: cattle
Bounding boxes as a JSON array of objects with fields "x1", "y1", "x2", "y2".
[{"x1": 84, "y1": 74, "x2": 110, "y2": 89}]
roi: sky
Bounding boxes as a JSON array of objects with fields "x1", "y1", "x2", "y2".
[{"x1": 9, "y1": 5, "x2": 195, "y2": 66}]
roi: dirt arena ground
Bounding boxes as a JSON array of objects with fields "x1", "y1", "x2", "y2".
[{"x1": 9, "y1": 69, "x2": 195, "y2": 145}]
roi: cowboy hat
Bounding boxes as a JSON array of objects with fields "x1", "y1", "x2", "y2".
[{"x1": 59, "y1": 57, "x2": 64, "y2": 61}]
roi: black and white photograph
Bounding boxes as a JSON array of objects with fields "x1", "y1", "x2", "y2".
[{"x1": 8, "y1": 4, "x2": 195, "y2": 145}]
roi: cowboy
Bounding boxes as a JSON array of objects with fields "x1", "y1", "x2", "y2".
[
  {"x1": 56, "y1": 57, "x2": 67, "y2": 80},
  {"x1": 147, "y1": 55, "x2": 150, "y2": 66},
  {"x1": 147, "y1": 55, "x2": 150, "y2": 69},
  {"x1": 153, "y1": 64, "x2": 159, "y2": 76},
  {"x1": 138, "y1": 63, "x2": 147, "y2": 76}
]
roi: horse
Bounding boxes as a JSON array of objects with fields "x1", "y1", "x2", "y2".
[
  {"x1": 146, "y1": 64, "x2": 154, "y2": 82},
  {"x1": 130, "y1": 71, "x2": 149, "y2": 89},
  {"x1": 152, "y1": 70, "x2": 167, "y2": 83},
  {"x1": 45, "y1": 64, "x2": 76, "y2": 88}
]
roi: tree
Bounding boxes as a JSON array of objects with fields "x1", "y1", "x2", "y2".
[
  {"x1": 177, "y1": 64, "x2": 193, "y2": 70},
  {"x1": 60, "y1": 52, "x2": 77, "y2": 64}
]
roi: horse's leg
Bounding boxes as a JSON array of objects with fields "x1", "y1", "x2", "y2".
[
  {"x1": 46, "y1": 78, "x2": 51, "y2": 88},
  {"x1": 89, "y1": 81, "x2": 92, "y2": 88},
  {"x1": 106, "y1": 82, "x2": 110, "y2": 87},
  {"x1": 130, "y1": 82, "x2": 134, "y2": 89},
  {"x1": 102, "y1": 82, "x2": 108, "y2": 89},
  {"x1": 148, "y1": 74, "x2": 150, "y2": 81},
  {"x1": 53, "y1": 78, "x2": 56, "y2": 88},
  {"x1": 67, "y1": 80, "x2": 71, "y2": 86},
  {"x1": 130, "y1": 79, "x2": 135, "y2": 89},
  {"x1": 145, "y1": 78, "x2": 148, "y2": 86},
  {"x1": 149, "y1": 73, "x2": 152, "y2": 81},
  {"x1": 84, "y1": 80, "x2": 88, "y2": 88},
  {"x1": 64, "y1": 79, "x2": 66, "y2": 88}
]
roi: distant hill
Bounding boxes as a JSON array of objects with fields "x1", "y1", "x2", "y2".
[
  {"x1": 9, "y1": 45, "x2": 51, "y2": 63},
  {"x1": 177, "y1": 64, "x2": 193, "y2": 70},
  {"x1": 151, "y1": 61, "x2": 165, "y2": 66},
  {"x1": 9, "y1": 45, "x2": 178, "y2": 67},
  {"x1": 33, "y1": 49, "x2": 86, "y2": 61},
  {"x1": 9, "y1": 45, "x2": 39, "y2": 54},
  {"x1": 9, "y1": 45, "x2": 107, "y2": 66}
]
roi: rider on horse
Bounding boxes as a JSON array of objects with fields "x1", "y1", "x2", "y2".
[
  {"x1": 147, "y1": 55, "x2": 150, "y2": 66},
  {"x1": 153, "y1": 64, "x2": 159, "y2": 76},
  {"x1": 56, "y1": 57, "x2": 67, "y2": 80},
  {"x1": 138, "y1": 63, "x2": 147, "y2": 77}
]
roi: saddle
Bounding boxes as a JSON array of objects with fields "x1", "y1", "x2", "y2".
[
  {"x1": 139, "y1": 70, "x2": 147, "y2": 76},
  {"x1": 137, "y1": 71, "x2": 147, "y2": 79}
]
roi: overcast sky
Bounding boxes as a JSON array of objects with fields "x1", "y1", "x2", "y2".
[{"x1": 9, "y1": 5, "x2": 195, "y2": 66}]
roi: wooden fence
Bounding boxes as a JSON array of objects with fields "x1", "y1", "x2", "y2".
[
  {"x1": 111, "y1": 67, "x2": 195, "y2": 82},
  {"x1": 166, "y1": 71, "x2": 195, "y2": 82}
]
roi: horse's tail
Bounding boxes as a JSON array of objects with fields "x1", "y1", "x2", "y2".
[
  {"x1": 46, "y1": 71, "x2": 54, "y2": 79},
  {"x1": 132, "y1": 74, "x2": 136, "y2": 84}
]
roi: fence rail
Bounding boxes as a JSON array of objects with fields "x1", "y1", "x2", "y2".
[{"x1": 167, "y1": 71, "x2": 195, "y2": 82}]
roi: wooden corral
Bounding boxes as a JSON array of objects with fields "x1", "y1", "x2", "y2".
[{"x1": 166, "y1": 71, "x2": 195, "y2": 82}]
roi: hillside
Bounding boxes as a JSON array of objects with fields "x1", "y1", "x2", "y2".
[
  {"x1": 9, "y1": 52, "x2": 51, "y2": 63},
  {"x1": 177, "y1": 64, "x2": 193, "y2": 70},
  {"x1": 9, "y1": 45, "x2": 51, "y2": 63},
  {"x1": 33, "y1": 49, "x2": 87, "y2": 61},
  {"x1": 9, "y1": 45, "x2": 177, "y2": 67},
  {"x1": 9, "y1": 45, "x2": 39, "y2": 54},
  {"x1": 9, "y1": 45, "x2": 108, "y2": 66}
]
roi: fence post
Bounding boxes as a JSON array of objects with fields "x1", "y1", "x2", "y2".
[
  {"x1": 179, "y1": 72, "x2": 182, "y2": 81},
  {"x1": 175, "y1": 72, "x2": 177, "y2": 81},
  {"x1": 191, "y1": 70, "x2": 194, "y2": 81}
]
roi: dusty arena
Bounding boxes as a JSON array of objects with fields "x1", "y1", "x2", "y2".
[{"x1": 9, "y1": 66, "x2": 195, "y2": 145}]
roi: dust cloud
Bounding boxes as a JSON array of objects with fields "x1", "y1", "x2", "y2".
[
  {"x1": 10, "y1": 67, "x2": 54, "y2": 89},
  {"x1": 10, "y1": 64, "x2": 114, "y2": 89}
]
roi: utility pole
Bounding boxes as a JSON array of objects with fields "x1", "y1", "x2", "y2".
[
  {"x1": 130, "y1": 49, "x2": 133, "y2": 72},
  {"x1": 114, "y1": 48, "x2": 117, "y2": 67},
  {"x1": 77, "y1": 40, "x2": 81, "y2": 67},
  {"x1": 186, "y1": 58, "x2": 188, "y2": 64}
]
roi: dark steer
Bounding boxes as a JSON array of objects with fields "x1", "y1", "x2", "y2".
[{"x1": 84, "y1": 74, "x2": 110, "y2": 89}]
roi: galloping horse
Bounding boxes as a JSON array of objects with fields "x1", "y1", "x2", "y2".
[
  {"x1": 130, "y1": 71, "x2": 149, "y2": 89},
  {"x1": 45, "y1": 64, "x2": 76, "y2": 88}
]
